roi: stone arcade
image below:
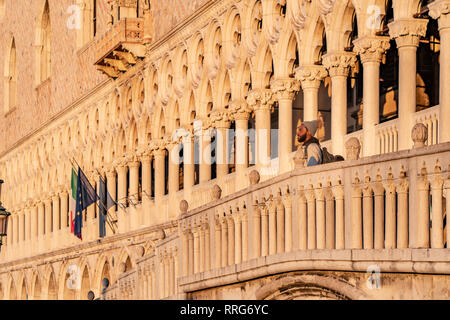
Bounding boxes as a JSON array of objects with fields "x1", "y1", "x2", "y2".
[{"x1": 0, "y1": 0, "x2": 450, "y2": 300}]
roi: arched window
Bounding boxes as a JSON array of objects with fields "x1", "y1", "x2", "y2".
[
  {"x1": 4, "y1": 37, "x2": 17, "y2": 113},
  {"x1": 37, "y1": 0, "x2": 51, "y2": 83}
]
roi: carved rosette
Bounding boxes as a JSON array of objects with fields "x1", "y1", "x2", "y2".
[
  {"x1": 295, "y1": 65, "x2": 328, "y2": 89},
  {"x1": 322, "y1": 52, "x2": 357, "y2": 77},
  {"x1": 353, "y1": 36, "x2": 391, "y2": 64},
  {"x1": 270, "y1": 78, "x2": 301, "y2": 101},
  {"x1": 428, "y1": 0, "x2": 450, "y2": 29},
  {"x1": 388, "y1": 19, "x2": 429, "y2": 48}
]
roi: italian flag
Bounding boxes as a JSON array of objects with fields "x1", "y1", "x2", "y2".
[{"x1": 70, "y1": 168, "x2": 77, "y2": 234}]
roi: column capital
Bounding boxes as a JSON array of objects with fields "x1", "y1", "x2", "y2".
[
  {"x1": 230, "y1": 99, "x2": 252, "y2": 121},
  {"x1": 322, "y1": 51, "x2": 357, "y2": 77},
  {"x1": 353, "y1": 36, "x2": 391, "y2": 64},
  {"x1": 150, "y1": 139, "x2": 167, "y2": 157},
  {"x1": 388, "y1": 18, "x2": 428, "y2": 48},
  {"x1": 246, "y1": 89, "x2": 274, "y2": 112},
  {"x1": 136, "y1": 146, "x2": 153, "y2": 160},
  {"x1": 294, "y1": 65, "x2": 328, "y2": 89},
  {"x1": 429, "y1": 0, "x2": 450, "y2": 30},
  {"x1": 210, "y1": 109, "x2": 232, "y2": 129},
  {"x1": 270, "y1": 77, "x2": 301, "y2": 101},
  {"x1": 105, "y1": 163, "x2": 117, "y2": 177}
]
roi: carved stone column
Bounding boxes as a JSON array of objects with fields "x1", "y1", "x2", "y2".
[
  {"x1": 181, "y1": 128, "x2": 195, "y2": 194},
  {"x1": 59, "y1": 190, "x2": 69, "y2": 231},
  {"x1": 220, "y1": 215, "x2": 228, "y2": 267},
  {"x1": 211, "y1": 109, "x2": 231, "y2": 179},
  {"x1": 44, "y1": 197, "x2": 52, "y2": 237},
  {"x1": 389, "y1": 18, "x2": 428, "y2": 151},
  {"x1": 166, "y1": 140, "x2": 180, "y2": 198},
  {"x1": 429, "y1": 0, "x2": 450, "y2": 143},
  {"x1": 137, "y1": 148, "x2": 152, "y2": 208},
  {"x1": 353, "y1": 36, "x2": 391, "y2": 156},
  {"x1": 297, "y1": 186, "x2": 307, "y2": 250},
  {"x1": 271, "y1": 78, "x2": 301, "y2": 173},
  {"x1": 231, "y1": 100, "x2": 252, "y2": 189},
  {"x1": 114, "y1": 158, "x2": 129, "y2": 233},
  {"x1": 150, "y1": 140, "x2": 167, "y2": 202},
  {"x1": 105, "y1": 165, "x2": 117, "y2": 235},
  {"x1": 295, "y1": 65, "x2": 328, "y2": 121},
  {"x1": 128, "y1": 156, "x2": 141, "y2": 206},
  {"x1": 322, "y1": 52, "x2": 357, "y2": 155},
  {"x1": 199, "y1": 120, "x2": 213, "y2": 183},
  {"x1": 246, "y1": 90, "x2": 274, "y2": 172}
]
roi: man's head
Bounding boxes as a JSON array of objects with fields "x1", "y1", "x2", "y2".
[{"x1": 296, "y1": 120, "x2": 318, "y2": 143}]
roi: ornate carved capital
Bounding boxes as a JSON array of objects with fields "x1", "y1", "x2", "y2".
[
  {"x1": 246, "y1": 89, "x2": 274, "y2": 112},
  {"x1": 210, "y1": 109, "x2": 231, "y2": 129},
  {"x1": 230, "y1": 100, "x2": 252, "y2": 121},
  {"x1": 149, "y1": 139, "x2": 167, "y2": 157},
  {"x1": 295, "y1": 65, "x2": 328, "y2": 89},
  {"x1": 353, "y1": 36, "x2": 391, "y2": 64},
  {"x1": 322, "y1": 52, "x2": 357, "y2": 77},
  {"x1": 270, "y1": 78, "x2": 301, "y2": 101},
  {"x1": 388, "y1": 19, "x2": 428, "y2": 48},
  {"x1": 429, "y1": 0, "x2": 450, "y2": 30}
]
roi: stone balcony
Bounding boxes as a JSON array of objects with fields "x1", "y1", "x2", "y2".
[{"x1": 94, "y1": 18, "x2": 147, "y2": 78}]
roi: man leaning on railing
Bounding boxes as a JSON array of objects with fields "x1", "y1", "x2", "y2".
[{"x1": 296, "y1": 120, "x2": 344, "y2": 167}]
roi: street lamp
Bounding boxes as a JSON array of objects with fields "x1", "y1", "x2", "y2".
[{"x1": 0, "y1": 180, "x2": 11, "y2": 251}]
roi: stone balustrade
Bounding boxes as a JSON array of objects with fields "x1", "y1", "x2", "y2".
[
  {"x1": 413, "y1": 104, "x2": 440, "y2": 146},
  {"x1": 376, "y1": 118, "x2": 399, "y2": 154},
  {"x1": 94, "y1": 141, "x2": 450, "y2": 300}
]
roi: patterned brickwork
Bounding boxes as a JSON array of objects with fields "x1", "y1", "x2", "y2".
[{"x1": 0, "y1": 0, "x2": 203, "y2": 154}]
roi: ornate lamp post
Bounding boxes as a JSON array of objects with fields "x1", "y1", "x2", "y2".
[{"x1": 0, "y1": 180, "x2": 11, "y2": 251}]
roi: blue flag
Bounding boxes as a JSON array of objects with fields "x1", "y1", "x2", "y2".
[
  {"x1": 74, "y1": 167, "x2": 98, "y2": 239},
  {"x1": 98, "y1": 175, "x2": 115, "y2": 238}
]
